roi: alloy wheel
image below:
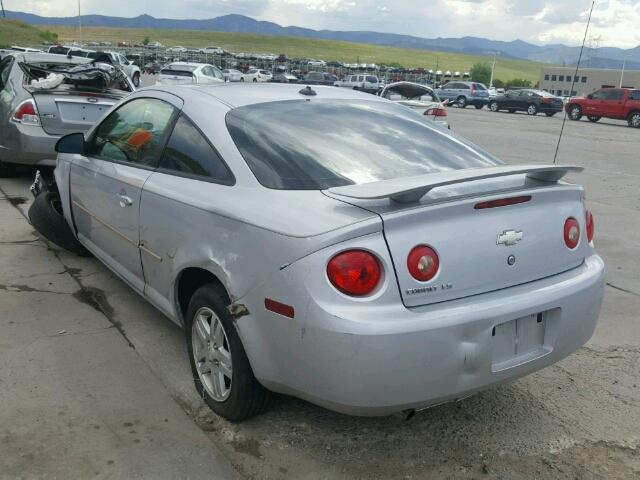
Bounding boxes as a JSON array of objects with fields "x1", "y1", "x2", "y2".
[
  {"x1": 527, "y1": 105, "x2": 537, "y2": 115},
  {"x1": 630, "y1": 113, "x2": 640, "y2": 128},
  {"x1": 191, "y1": 307, "x2": 233, "y2": 402}
]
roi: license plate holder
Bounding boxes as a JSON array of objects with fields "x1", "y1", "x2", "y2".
[{"x1": 492, "y1": 313, "x2": 548, "y2": 372}]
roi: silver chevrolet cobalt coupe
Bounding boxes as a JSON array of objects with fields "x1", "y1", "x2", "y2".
[{"x1": 36, "y1": 83, "x2": 605, "y2": 421}]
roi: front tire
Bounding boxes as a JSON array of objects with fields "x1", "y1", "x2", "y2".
[
  {"x1": 527, "y1": 104, "x2": 538, "y2": 116},
  {"x1": 456, "y1": 96, "x2": 467, "y2": 108},
  {"x1": 28, "y1": 191, "x2": 91, "y2": 256},
  {"x1": 132, "y1": 72, "x2": 140, "y2": 87},
  {"x1": 545, "y1": 112, "x2": 556, "y2": 117},
  {"x1": 240, "y1": 77, "x2": 245, "y2": 82},
  {"x1": 568, "y1": 105, "x2": 582, "y2": 121},
  {"x1": 185, "y1": 284, "x2": 273, "y2": 422},
  {"x1": 489, "y1": 101, "x2": 499, "y2": 112},
  {"x1": 627, "y1": 111, "x2": 640, "y2": 128},
  {"x1": 587, "y1": 116, "x2": 601, "y2": 122}
]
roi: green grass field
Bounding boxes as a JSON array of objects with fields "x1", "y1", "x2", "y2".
[
  {"x1": 46, "y1": 25, "x2": 548, "y2": 84},
  {"x1": 0, "y1": 19, "x2": 57, "y2": 47}
]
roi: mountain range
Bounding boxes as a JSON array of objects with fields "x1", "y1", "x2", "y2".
[{"x1": 6, "y1": 10, "x2": 640, "y2": 69}]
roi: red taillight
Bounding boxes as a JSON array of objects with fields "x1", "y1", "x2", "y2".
[
  {"x1": 564, "y1": 217, "x2": 580, "y2": 249},
  {"x1": 585, "y1": 209, "x2": 595, "y2": 243},
  {"x1": 425, "y1": 107, "x2": 448, "y2": 117},
  {"x1": 407, "y1": 245, "x2": 440, "y2": 282},
  {"x1": 327, "y1": 250, "x2": 381, "y2": 296},
  {"x1": 11, "y1": 99, "x2": 40, "y2": 126},
  {"x1": 474, "y1": 195, "x2": 531, "y2": 210}
]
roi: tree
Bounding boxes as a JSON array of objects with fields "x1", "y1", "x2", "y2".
[
  {"x1": 505, "y1": 78, "x2": 532, "y2": 88},
  {"x1": 143, "y1": 36, "x2": 150, "y2": 46},
  {"x1": 492, "y1": 78, "x2": 505, "y2": 88},
  {"x1": 470, "y1": 62, "x2": 491, "y2": 85}
]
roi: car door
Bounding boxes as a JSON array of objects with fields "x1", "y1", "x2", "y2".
[
  {"x1": 70, "y1": 95, "x2": 179, "y2": 292},
  {"x1": 584, "y1": 89, "x2": 607, "y2": 115},
  {"x1": 601, "y1": 89, "x2": 625, "y2": 117},
  {"x1": 139, "y1": 114, "x2": 235, "y2": 317}
]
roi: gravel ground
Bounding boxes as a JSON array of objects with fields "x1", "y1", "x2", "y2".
[{"x1": 1, "y1": 101, "x2": 639, "y2": 479}]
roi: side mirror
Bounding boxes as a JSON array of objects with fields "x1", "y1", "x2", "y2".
[{"x1": 55, "y1": 132, "x2": 86, "y2": 155}]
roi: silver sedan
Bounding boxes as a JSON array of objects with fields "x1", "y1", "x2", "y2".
[{"x1": 41, "y1": 83, "x2": 605, "y2": 421}]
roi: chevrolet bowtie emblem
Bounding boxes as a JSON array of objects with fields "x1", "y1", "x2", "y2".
[{"x1": 497, "y1": 229, "x2": 523, "y2": 246}]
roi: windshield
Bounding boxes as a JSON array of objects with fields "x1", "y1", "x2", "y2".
[{"x1": 226, "y1": 99, "x2": 501, "y2": 190}]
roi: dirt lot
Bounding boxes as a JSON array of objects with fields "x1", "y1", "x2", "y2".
[{"x1": 1, "y1": 106, "x2": 639, "y2": 479}]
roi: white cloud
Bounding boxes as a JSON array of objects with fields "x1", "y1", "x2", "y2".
[{"x1": 6, "y1": 0, "x2": 640, "y2": 48}]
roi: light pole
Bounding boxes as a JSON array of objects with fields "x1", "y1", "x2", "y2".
[
  {"x1": 489, "y1": 52, "x2": 497, "y2": 88},
  {"x1": 1, "y1": 0, "x2": 6, "y2": 18},
  {"x1": 620, "y1": 57, "x2": 626, "y2": 88},
  {"x1": 77, "y1": 0, "x2": 83, "y2": 46}
]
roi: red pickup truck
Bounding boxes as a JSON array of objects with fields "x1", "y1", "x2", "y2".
[{"x1": 565, "y1": 88, "x2": 640, "y2": 128}]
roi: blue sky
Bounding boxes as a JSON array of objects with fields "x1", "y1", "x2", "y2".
[{"x1": 9, "y1": 0, "x2": 640, "y2": 48}]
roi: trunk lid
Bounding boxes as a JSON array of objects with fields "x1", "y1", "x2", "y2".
[
  {"x1": 159, "y1": 69, "x2": 196, "y2": 85},
  {"x1": 327, "y1": 168, "x2": 589, "y2": 307},
  {"x1": 31, "y1": 88, "x2": 122, "y2": 136}
]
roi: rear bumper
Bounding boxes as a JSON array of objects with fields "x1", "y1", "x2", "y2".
[
  {"x1": 0, "y1": 122, "x2": 58, "y2": 166},
  {"x1": 239, "y1": 254, "x2": 605, "y2": 416}
]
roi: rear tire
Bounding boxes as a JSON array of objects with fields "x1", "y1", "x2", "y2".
[
  {"x1": 527, "y1": 104, "x2": 538, "y2": 116},
  {"x1": 627, "y1": 111, "x2": 640, "y2": 128},
  {"x1": 568, "y1": 105, "x2": 582, "y2": 121},
  {"x1": 489, "y1": 101, "x2": 499, "y2": 112},
  {"x1": 587, "y1": 116, "x2": 601, "y2": 122},
  {"x1": 508, "y1": 109, "x2": 516, "y2": 113},
  {"x1": 252, "y1": 78, "x2": 257, "y2": 83},
  {"x1": 0, "y1": 161, "x2": 16, "y2": 178},
  {"x1": 132, "y1": 72, "x2": 140, "y2": 87},
  {"x1": 456, "y1": 96, "x2": 467, "y2": 108},
  {"x1": 474, "y1": 104, "x2": 483, "y2": 110},
  {"x1": 240, "y1": 77, "x2": 245, "y2": 82},
  {"x1": 545, "y1": 112, "x2": 556, "y2": 117},
  {"x1": 28, "y1": 191, "x2": 91, "y2": 256},
  {"x1": 185, "y1": 284, "x2": 274, "y2": 422}
]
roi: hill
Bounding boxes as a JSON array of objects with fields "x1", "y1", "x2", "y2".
[
  {"x1": 47, "y1": 25, "x2": 548, "y2": 83},
  {"x1": 5, "y1": 10, "x2": 640, "y2": 67},
  {"x1": 0, "y1": 18, "x2": 57, "y2": 47}
]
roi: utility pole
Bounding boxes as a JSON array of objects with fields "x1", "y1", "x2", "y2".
[
  {"x1": 620, "y1": 57, "x2": 626, "y2": 87},
  {"x1": 1, "y1": 0, "x2": 6, "y2": 18},
  {"x1": 77, "y1": 0, "x2": 83, "y2": 46},
  {"x1": 489, "y1": 52, "x2": 497, "y2": 88}
]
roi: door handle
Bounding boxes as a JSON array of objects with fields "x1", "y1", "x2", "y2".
[{"x1": 118, "y1": 194, "x2": 133, "y2": 207}]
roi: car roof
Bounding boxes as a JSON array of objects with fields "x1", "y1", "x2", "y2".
[{"x1": 143, "y1": 83, "x2": 387, "y2": 109}]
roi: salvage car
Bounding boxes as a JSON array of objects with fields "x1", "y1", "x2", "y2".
[
  {"x1": 488, "y1": 89, "x2": 564, "y2": 116},
  {"x1": 158, "y1": 62, "x2": 224, "y2": 85},
  {"x1": 29, "y1": 84, "x2": 605, "y2": 422},
  {"x1": 380, "y1": 81, "x2": 448, "y2": 126},
  {"x1": 86, "y1": 51, "x2": 142, "y2": 87},
  {"x1": 0, "y1": 52, "x2": 134, "y2": 177}
]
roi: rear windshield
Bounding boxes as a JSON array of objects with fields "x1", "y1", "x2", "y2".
[
  {"x1": 226, "y1": 100, "x2": 501, "y2": 190},
  {"x1": 162, "y1": 64, "x2": 197, "y2": 74}
]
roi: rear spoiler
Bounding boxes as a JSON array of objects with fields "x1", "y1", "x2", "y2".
[{"x1": 327, "y1": 164, "x2": 583, "y2": 203}]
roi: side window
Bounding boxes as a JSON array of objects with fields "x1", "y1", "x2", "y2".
[
  {"x1": 603, "y1": 89, "x2": 624, "y2": 101},
  {"x1": 590, "y1": 90, "x2": 607, "y2": 100},
  {"x1": 212, "y1": 67, "x2": 223, "y2": 80},
  {"x1": 631, "y1": 91, "x2": 640, "y2": 101},
  {"x1": 89, "y1": 98, "x2": 175, "y2": 167},
  {"x1": 0, "y1": 56, "x2": 14, "y2": 91},
  {"x1": 460, "y1": 84, "x2": 470, "y2": 90},
  {"x1": 159, "y1": 115, "x2": 234, "y2": 184}
]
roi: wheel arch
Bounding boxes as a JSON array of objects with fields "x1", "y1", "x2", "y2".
[{"x1": 175, "y1": 267, "x2": 231, "y2": 325}]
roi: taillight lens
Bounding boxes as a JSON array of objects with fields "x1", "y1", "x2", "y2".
[
  {"x1": 425, "y1": 107, "x2": 448, "y2": 117},
  {"x1": 407, "y1": 245, "x2": 440, "y2": 282},
  {"x1": 327, "y1": 250, "x2": 381, "y2": 296},
  {"x1": 564, "y1": 217, "x2": 580, "y2": 249},
  {"x1": 12, "y1": 99, "x2": 40, "y2": 126},
  {"x1": 585, "y1": 209, "x2": 595, "y2": 243}
]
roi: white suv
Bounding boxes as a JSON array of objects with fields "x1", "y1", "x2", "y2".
[
  {"x1": 242, "y1": 69, "x2": 273, "y2": 83},
  {"x1": 335, "y1": 74, "x2": 380, "y2": 92}
]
